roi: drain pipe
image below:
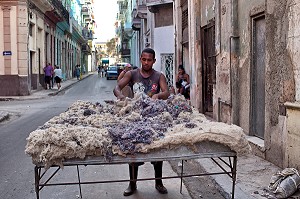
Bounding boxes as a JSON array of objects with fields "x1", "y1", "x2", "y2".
[{"x1": 229, "y1": 0, "x2": 240, "y2": 125}]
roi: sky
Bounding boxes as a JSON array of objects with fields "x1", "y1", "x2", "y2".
[{"x1": 93, "y1": 0, "x2": 118, "y2": 42}]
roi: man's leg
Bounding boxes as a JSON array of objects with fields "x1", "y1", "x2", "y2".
[
  {"x1": 152, "y1": 161, "x2": 168, "y2": 194},
  {"x1": 124, "y1": 163, "x2": 139, "y2": 196}
]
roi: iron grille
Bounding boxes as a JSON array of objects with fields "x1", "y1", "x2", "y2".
[{"x1": 161, "y1": 54, "x2": 174, "y2": 87}]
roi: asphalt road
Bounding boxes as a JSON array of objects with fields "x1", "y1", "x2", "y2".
[{"x1": 0, "y1": 74, "x2": 225, "y2": 199}]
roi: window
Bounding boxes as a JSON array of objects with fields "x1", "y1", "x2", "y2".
[{"x1": 29, "y1": 23, "x2": 33, "y2": 36}]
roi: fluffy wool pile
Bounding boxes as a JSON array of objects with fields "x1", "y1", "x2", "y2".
[{"x1": 25, "y1": 93, "x2": 251, "y2": 169}]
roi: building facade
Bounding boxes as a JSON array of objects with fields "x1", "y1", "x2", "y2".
[
  {"x1": 0, "y1": 0, "x2": 95, "y2": 96},
  {"x1": 117, "y1": 0, "x2": 300, "y2": 169},
  {"x1": 174, "y1": 0, "x2": 300, "y2": 169}
]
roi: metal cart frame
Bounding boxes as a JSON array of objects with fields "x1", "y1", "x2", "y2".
[{"x1": 34, "y1": 141, "x2": 237, "y2": 199}]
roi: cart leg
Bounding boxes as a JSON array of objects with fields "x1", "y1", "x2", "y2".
[
  {"x1": 76, "y1": 165, "x2": 83, "y2": 198},
  {"x1": 180, "y1": 160, "x2": 184, "y2": 194},
  {"x1": 231, "y1": 156, "x2": 237, "y2": 199},
  {"x1": 34, "y1": 166, "x2": 40, "y2": 199}
]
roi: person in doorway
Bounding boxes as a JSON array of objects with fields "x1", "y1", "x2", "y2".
[
  {"x1": 175, "y1": 65, "x2": 190, "y2": 99},
  {"x1": 44, "y1": 63, "x2": 54, "y2": 90},
  {"x1": 54, "y1": 65, "x2": 63, "y2": 90},
  {"x1": 113, "y1": 48, "x2": 170, "y2": 196}
]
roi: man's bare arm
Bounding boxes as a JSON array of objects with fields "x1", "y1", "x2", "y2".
[
  {"x1": 113, "y1": 71, "x2": 132, "y2": 100},
  {"x1": 152, "y1": 74, "x2": 170, "y2": 100}
]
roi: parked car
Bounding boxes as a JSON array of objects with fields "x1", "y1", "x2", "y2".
[{"x1": 106, "y1": 66, "x2": 118, "y2": 80}]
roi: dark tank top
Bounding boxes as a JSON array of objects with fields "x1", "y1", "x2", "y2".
[{"x1": 129, "y1": 68, "x2": 161, "y2": 97}]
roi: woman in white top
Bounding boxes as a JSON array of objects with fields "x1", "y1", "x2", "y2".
[{"x1": 54, "y1": 65, "x2": 63, "y2": 90}]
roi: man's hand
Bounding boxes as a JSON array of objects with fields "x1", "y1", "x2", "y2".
[
  {"x1": 118, "y1": 94, "x2": 126, "y2": 101},
  {"x1": 152, "y1": 94, "x2": 159, "y2": 100}
]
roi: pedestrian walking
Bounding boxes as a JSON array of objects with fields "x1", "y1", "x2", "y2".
[
  {"x1": 44, "y1": 63, "x2": 54, "y2": 90},
  {"x1": 75, "y1": 65, "x2": 81, "y2": 80},
  {"x1": 53, "y1": 65, "x2": 63, "y2": 90}
]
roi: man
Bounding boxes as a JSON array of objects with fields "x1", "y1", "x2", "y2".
[
  {"x1": 44, "y1": 63, "x2": 54, "y2": 90},
  {"x1": 113, "y1": 48, "x2": 170, "y2": 196}
]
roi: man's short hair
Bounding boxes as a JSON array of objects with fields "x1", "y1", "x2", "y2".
[{"x1": 142, "y1": 48, "x2": 155, "y2": 59}]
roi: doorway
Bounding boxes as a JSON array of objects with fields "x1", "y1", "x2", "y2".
[
  {"x1": 250, "y1": 15, "x2": 266, "y2": 139},
  {"x1": 201, "y1": 20, "x2": 216, "y2": 116}
]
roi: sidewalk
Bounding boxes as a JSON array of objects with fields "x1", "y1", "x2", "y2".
[
  {"x1": 197, "y1": 154, "x2": 281, "y2": 199},
  {"x1": 0, "y1": 73, "x2": 287, "y2": 198},
  {"x1": 0, "y1": 74, "x2": 91, "y2": 102}
]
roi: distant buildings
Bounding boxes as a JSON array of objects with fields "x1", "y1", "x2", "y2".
[{"x1": 0, "y1": 0, "x2": 96, "y2": 95}]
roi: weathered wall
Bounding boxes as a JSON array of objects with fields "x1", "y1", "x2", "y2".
[
  {"x1": 237, "y1": 0, "x2": 265, "y2": 132},
  {"x1": 283, "y1": 0, "x2": 300, "y2": 169},
  {"x1": 182, "y1": 0, "x2": 299, "y2": 168},
  {"x1": 287, "y1": 0, "x2": 300, "y2": 101},
  {"x1": 285, "y1": 103, "x2": 300, "y2": 170},
  {"x1": 215, "y1": 0, "x2": 232, "y2": 121},
  {"x1": 0, "y1": 0, "x2": 30, "y2": 96},
  {"x1": 264, "y1": 0, "x2": 295, "y2": 167},
  {"x1": 153, "y1": 27, "x2": 175, "y2": 72}
]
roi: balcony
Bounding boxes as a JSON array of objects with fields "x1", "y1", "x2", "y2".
[
  {"x1": 132, "y1": 18, "x2": 141, "y2": 31},
  {"x1": 49, "y1": 0, "x2": 69, "y2": 22},
  {"x1": 121, "y1": 48, "x2": 130, "y2": 56},
  {"x1": 135, "y1": 4, "x2": 147, "y2": 19},
  {"x1": 82, "y1": 6, "x2": 89, "y2": 16},
  {"x1": 146, "y1": 0, "x2": 173, "y2": 6},
  {"x1": 118, "y1": 0, "x2": 127, "y2": 12},
  {"x1": 82, "y1": 28, "x2": 94, "y2": 40},
  {"x1": 118, "y1": 12, "x2": 125, "y2": 21},
  {"x1": 82, "y1": 44, "x2": 91, "y2": 53}
]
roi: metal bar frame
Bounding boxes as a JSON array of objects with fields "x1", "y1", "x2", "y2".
[{"x1": 34, "y1": 151, "x2": 237, "y2": 199}]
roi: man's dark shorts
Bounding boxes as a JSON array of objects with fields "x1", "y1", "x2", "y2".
[
  {"x1": 55, "y1": 76, "x2": 61, "y2": 83},
  {"x1": 45, "y1": 76, "x2": 51, "y2": 84}
]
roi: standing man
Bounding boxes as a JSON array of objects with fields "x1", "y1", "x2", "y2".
[
  {"x1": 44, "y1": 63, "x2": 54, "y2": 90},
  {"x1": 113, "y1": 48, "x2": 170, "y2": 196}
]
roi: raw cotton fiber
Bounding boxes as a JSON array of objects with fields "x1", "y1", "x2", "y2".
[{"x1": 25, "y1": 94, "x2": 251, "y2": 169}]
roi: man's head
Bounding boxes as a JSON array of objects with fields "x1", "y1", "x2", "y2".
[
  {"x1": 140, "y1": 48, "x2": 156, "y2": 71},
  {"x1": 178, "y1": 64, "x2": 185, "y2": 74}
]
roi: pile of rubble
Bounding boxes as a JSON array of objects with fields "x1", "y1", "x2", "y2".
[{"x1": 25, "y1": 93, "x2": 251, "y2": 169}]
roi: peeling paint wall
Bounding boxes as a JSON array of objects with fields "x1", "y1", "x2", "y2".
[
  {"x1": 175, "y1": 0, "x2": 299, "y2": 168},
  {"x1": 264, "y1": 0, "x2": 295, "y2": 167},
  {"x1": 287, "y1": 0, "x2": 300, "y2": 101}
]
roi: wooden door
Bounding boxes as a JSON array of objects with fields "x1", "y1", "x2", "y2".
[
  {"x1": 250, "y1": 15, "x2": 266, "y2": 139},
  {"x1": 201, "y1": 20, "x2": 216, "y2": 114}
]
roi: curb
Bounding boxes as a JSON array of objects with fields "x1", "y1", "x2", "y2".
[
  {"x1": 0, "y1": 111, "x2": 10, "y2": 123},
  {"x1": 0, "y1": 74, "x2": 93, "y2": 101}
]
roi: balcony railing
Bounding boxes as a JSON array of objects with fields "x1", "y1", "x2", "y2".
[
  {"x1": 82, "y1": 44, "x2": 91, "y2": 53},
  {"x1": 146, "y1": 0, "x2": 173, "y2": 6},
  {"x1": 121, "y1": 48, "x2": 130, "y2": 56},
  {"x1": 82, "y1": 28, "x2": 94, "y2": 40},
  {"x1": 50, "y1": 0, "x2": 69, "y2": 23}
]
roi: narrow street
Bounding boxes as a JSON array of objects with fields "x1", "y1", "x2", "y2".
[{"x1": 0, "y1": 74, "x2": 225, "y2": 199}]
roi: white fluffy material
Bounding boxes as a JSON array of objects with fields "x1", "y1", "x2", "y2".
[{"x1": 25, "y1": 97, "x2": 251, "y2": 169}]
